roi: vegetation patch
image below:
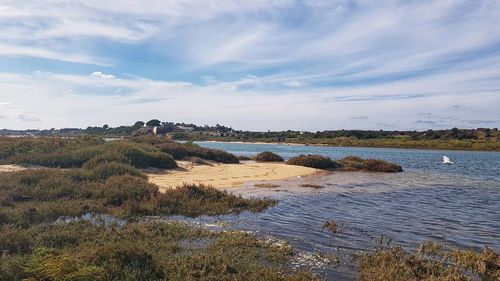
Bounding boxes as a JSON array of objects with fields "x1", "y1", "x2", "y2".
[
  {"x1": 286, "y1": 155, "x2": 341, "y2": 169},
  {"x1": 0, "y1": 137, "x2": 177, "y2": 170},
  {"x1": 0, "y1": 221, "x2": 319, "y2": 281},
  {"x1": 339, "y1": 156, "x2": 403, "y2": 172},
  {"x1": 154, "y1": 184, "x2": 276, "y2": 217},
  {"x1": 299, "y1": 184, "x2": 324, "y2": 189},
  {"x1": 359, "y1": 241, "x2": 499, "y2": 281},
  {"x1": 154, "y1": 140, "x2": 239, "y2": 163},
  {"x1": 322, "y1": 220, "x2": 340, "y2": 234},
  {"x1": 254, "y1": 151, "x2": 284, "y2": 162},
  {"x1": 255, "y1": 183, "x2": 281, "y2": 188},
  {"x1": 0, "y1": 169, "x2": 276, "y2": 226}
]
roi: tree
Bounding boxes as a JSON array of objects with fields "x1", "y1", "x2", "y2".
[
  {"x1": 146, "y1": 119, "x2": 161, "y2": 127},
  {"x1": 133, "y1": 121, "x2": 145, "y2": 128},
  {"x1": 103, "y1": 124, "x2": 109, "y2": 129}
]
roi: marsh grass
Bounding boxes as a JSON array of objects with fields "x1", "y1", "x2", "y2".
[
  {"x1": 299, "y1": 184, "x2": 324, "y2": 189},
  {"x1": 154, "y1": 140, "x2": 239, "y2": 163},
  {"x1": 339, "y1": 156, "x2": 403, "y2": 172},
  {"x1": 0, "y1": 137, "x2": 177, "y2": 169},
  {"x1": 254, "y1": 151, "x2": 284, "y2": 162},
  {"x1": 287, "y1": 155, "x2": 341, "y2": 169},
  {"x1": 0, "y1": 169, "x2": 276, "y2": 225},
  {"x1": 286, "y1": 154, "x2": 403, "y2": 172},
  {"x1": 322, "y1": 220, "x2": 344, "y2": 234},
  {"x1": 359, "y1": 241, "x2": 499, "y2": 281},
  {"x1": 0, "y1": 221, "x2": 319, "y2": 281},
  {"x1": 255, "y1": 183, "x2": 281, "y2": 188}
]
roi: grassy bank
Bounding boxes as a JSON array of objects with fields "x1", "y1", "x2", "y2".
[
  {"x1": 186, "y1": 136, "x2": 500, "y2": 151},
  {"x1": 359, "y1": 241, "x2": 499, "y2": 281},
  {"x1": 0, "y1": 221, "x2": 317, "y2": 281}
]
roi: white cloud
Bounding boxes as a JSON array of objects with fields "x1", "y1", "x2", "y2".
[
  {"x1": 91, "y1": 71, "x2": 115, "y2": 80},
  {"x1": 0, "y1": 70, "x2": 498, "y2": 131}
]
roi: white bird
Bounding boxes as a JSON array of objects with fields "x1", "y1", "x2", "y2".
[{"x1": 442, "y1": 155, "x2": 454, "y2": 165}]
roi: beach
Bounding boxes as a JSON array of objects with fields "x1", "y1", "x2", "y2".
[
  {"x1": 148, "y1": 161, "x2": 319, "y2": 191},
  {"x1": 0, "y1": 164, "x2": 27, "y2": 173}
]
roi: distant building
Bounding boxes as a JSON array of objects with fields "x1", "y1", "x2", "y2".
[{"x1": 177, "y1": 126, "x2": 194, "y2": 131}]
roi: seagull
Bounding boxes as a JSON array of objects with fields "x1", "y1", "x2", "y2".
[{"x1": 442, "y1": 155, "x2": 454, "y2": 165}]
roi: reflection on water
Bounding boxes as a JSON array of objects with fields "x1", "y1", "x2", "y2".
[{"x1": 168, "y1": 142, "x2": 500, "y2": 280}]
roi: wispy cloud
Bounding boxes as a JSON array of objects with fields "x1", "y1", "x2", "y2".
[{"x1": 0, "y1": 1, "x2": 499, "y2": 130}]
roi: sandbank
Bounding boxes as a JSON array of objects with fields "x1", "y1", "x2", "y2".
[
  {"x1": 148, "y1": 161, "x2": 319, "y2": 191},
  {"x1": 0, "y1": 164, "x2": 28, "y2": 173}
]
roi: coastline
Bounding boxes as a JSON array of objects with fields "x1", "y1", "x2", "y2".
[{"x1": 194, "y1": 139, "x2": 500, "y2": 152}]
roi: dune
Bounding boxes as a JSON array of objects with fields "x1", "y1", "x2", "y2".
[{"x1": 148, "y1": 161, "x2": 319, "y2": 191}]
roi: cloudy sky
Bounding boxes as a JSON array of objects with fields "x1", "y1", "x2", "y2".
[{"x1": 0, "y1": 0, "x2": 499, "y2": 131}]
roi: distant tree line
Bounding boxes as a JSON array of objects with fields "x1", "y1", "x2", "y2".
[{"x1": 1, "y1": 119, "x2": 497, "y2": 141}]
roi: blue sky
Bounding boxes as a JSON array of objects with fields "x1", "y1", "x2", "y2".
[{"x1": 0, "y1": 0, "x2": 499, "y2": 130}]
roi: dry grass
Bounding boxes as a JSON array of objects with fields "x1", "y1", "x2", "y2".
[
  {"x1": 255, "y1": 183, "x2": 281, "y2": 188},
  {"x1": 359, "y1": 241, "x2": 499, "y2": 281},
  {"x1": 299, "y1": 184, "x2": 324, "y2": 189}
]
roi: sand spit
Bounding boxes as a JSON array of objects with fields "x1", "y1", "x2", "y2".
[
  {"x1": 148, "y1": 161, "x2": 319, "y2": 191},
  {"x1": 0, "y1": 164, "x2": 28, "y2": 173}
]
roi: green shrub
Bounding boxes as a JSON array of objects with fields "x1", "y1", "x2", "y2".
[
  {"x1": 0, "y1": 222, "x2": 320, "y2": 281},
  {"x1": 286, "y1": 155, "x2": 341, "y2": 169},
  {"x1": 109, "y1": 142, "x2": 177, "y2": 169},
  {"x1": 95, "y1": 242, "x2": 164, "y2": 280},
  {"x1": 157, "y1": 142, "x2": 239, "y2": 163},
  {"x1": 254, "y1": 151, "x2": 284, "y2": 162},
  {"x1": 1, "y1": 137, "x2": 177, "y2": 170},
  {"x1": 82, "y1": 152, "x2": 130, "y2": 169},
  {"x1": 21, "y1": 247, "x2": 107, "y2": 281},
  {"x1": 80, "y1": 162, "x2": 146, "y2": 181},
  {"x1": 103, "y1": 175, "x2": 158, "y2": 206},
  {"x1": 339, "y1": 156, "x2": 403, "y2": 172},
  {"x1": 155, "y1": 184, "x2": 276, "y2": 217}
]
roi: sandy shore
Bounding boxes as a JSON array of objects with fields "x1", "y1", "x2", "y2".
[
  {"x1": 148, "y1": 161, "x2": 319, "y2": 191},
  {"x1": 0, "y1": 164, "x2": 28, "y2": 173}
]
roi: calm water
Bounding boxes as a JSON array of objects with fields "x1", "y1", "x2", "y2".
[{"x1": 173, "y1": 142, "x2": 500, "y2": 280}]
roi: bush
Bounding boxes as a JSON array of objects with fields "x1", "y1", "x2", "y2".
[
  {"x1": 95, "y1": 242, "x2": 164, "y2": 280},
  {"x1": 109, "y1": 142, "x2": 177, "y2": 169},
  {"x1": 286, "y1": 155, "x2": 341, "y2": 169},
  {"x1": 157, "y1": 142, "x2": 239, "y2": 163},
  {"x1": 254, "y1": 151, "x2": 284, "y2": 162},
  {"x1": 339, "y1": 156, "x2": 403, "y2": 172},
  {"x1": 155, "y1": 184, "x2": 276, "y2": 217},
  {"x1": 80, "y1": 162, "x2": 146, "y2": 181},
  {"x1": 103, "y1": 175, "x2": 158, "y2": 206}
]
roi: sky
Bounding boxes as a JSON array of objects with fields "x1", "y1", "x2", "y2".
[{"x1": 0, "y1": 0, "x2": 499, "y2": 131}]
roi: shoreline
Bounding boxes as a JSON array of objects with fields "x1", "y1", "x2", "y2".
[
  {"x1": 193, "y1": 140, "x2": 500, "y2": 152},
  {"x1": 148, "y1": 161, "x2": 319, "y2": 191}
]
